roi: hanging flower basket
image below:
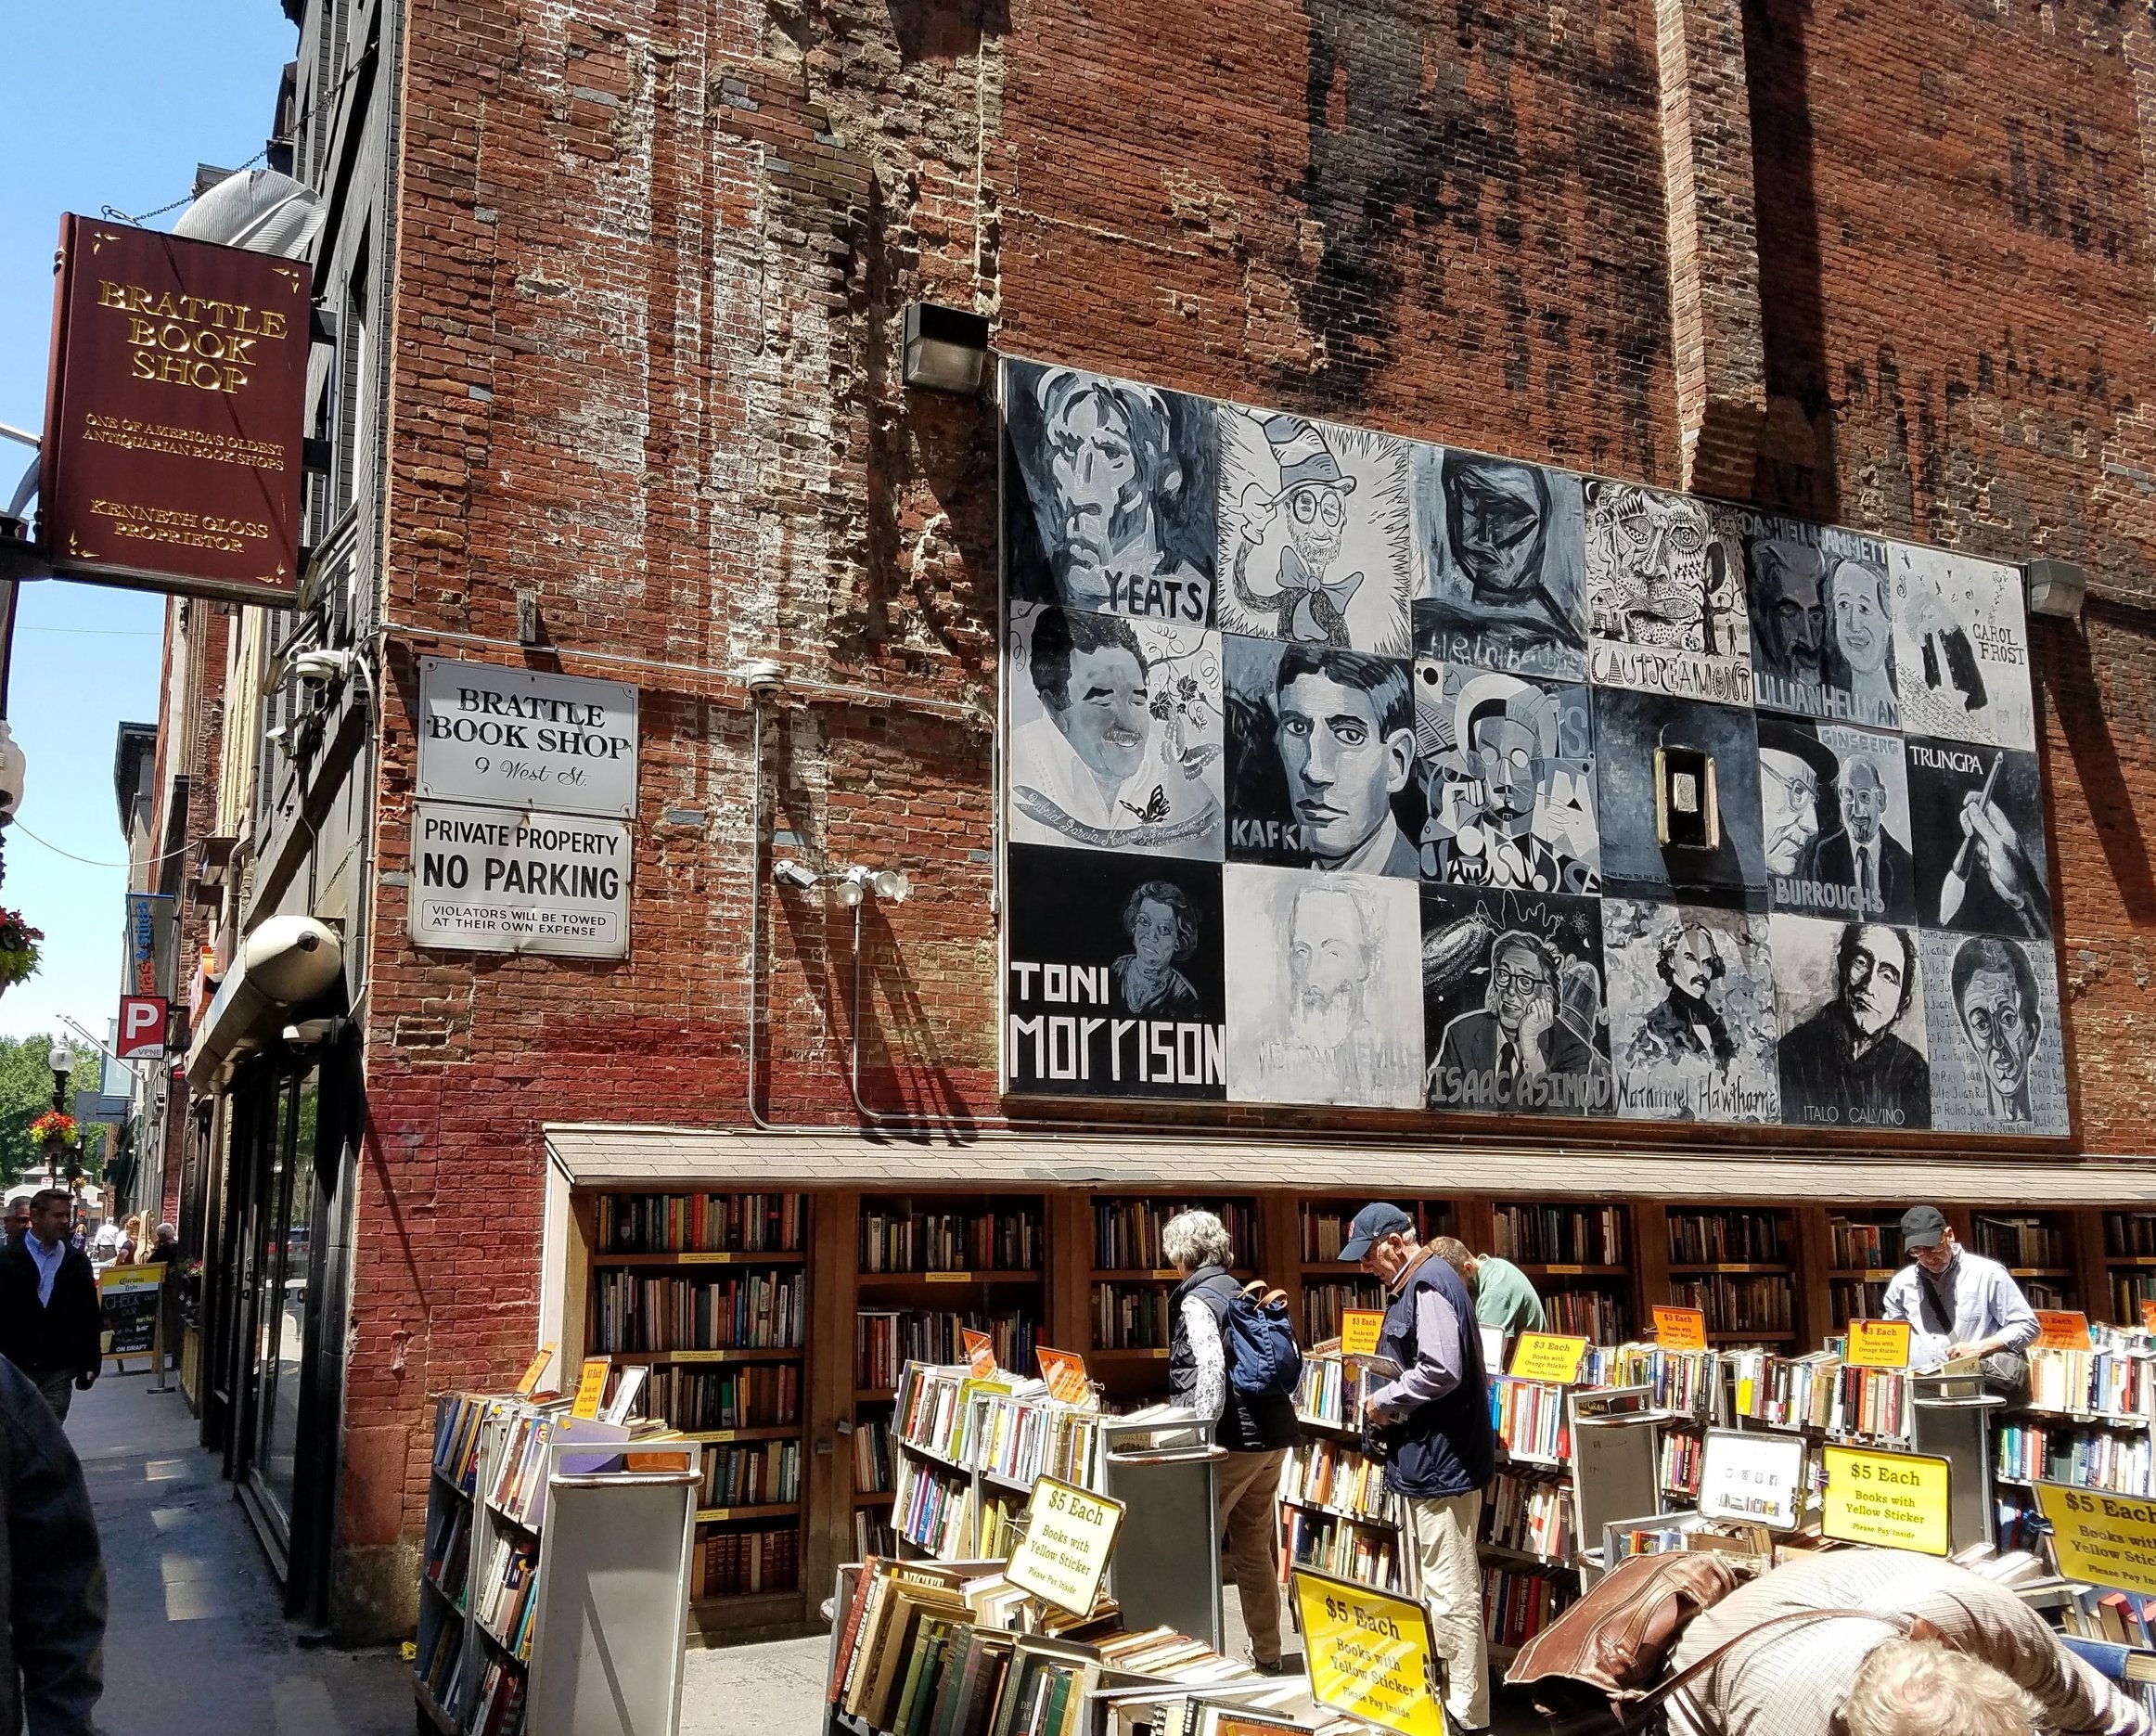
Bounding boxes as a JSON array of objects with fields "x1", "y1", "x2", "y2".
[
  {"x1": 0, "y1": 910, "x2": 44, "y2": 997},
  {"x1": 29, "y1": 1111, "x2": 76, "y2": 1149}
]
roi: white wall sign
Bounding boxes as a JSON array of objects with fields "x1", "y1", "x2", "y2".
[
  {"x1": 410, "y1": 802, "x2": 631, "y2": 958},
  {"x1": 1698, "y1": 1427, "x2": 1807, "y2": 1529},
  {"x1": 416, "y1": 657, "x2": 638, "y2": 818}
]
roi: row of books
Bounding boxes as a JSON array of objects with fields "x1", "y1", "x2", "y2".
[
  {"x1": 487, "y1": 1406, "x2": 569, "y2": 1527},
  {"x1": 859, "y1": 1314, "x2": 1039, "y2": 1394},
  {"x1": 1829, "y1": 1218, "x2": 1900, "y2": 1271},
  {"x1": 474, "y1": 1535, "x2": 541, "y2": 1662},
  {"x1": 895, "y1": 1365, "x2": 978, "y2": 1463},
  {"x1": 2026, "y1": 1344, "x2": 2156, "y2": 1419},
  {"x1": 432, "y1": 1392, "x2": 495, "y2": 1496},
  {"x1": 635, "y1": 1361, "x2": 800, "y2": 1432},
  {"x1": 855, "y1": 1416, "x2": 896, "y2": 1495},
  {"x1": 1279, "y1": 1437, "x2": 1394, "y2": 1523},
  {"x1": 1580, "y1": 1344, "x2": 1715, "y2": 1416},
  {"x1": 1829, "y1": 1280, "x2": 1889, "y2": 1330},
  {"x1": 425, "y1": 1498, "x2": 473, "y2": 1597},
  {"x1": 1301, "y1": 1279, "x2": 1382, "y2": 1345},
  {"x1": 699, "y1": 1439, "x2": 801, "y2": 1509},
  {"x1": 979, "y1": 1489, "x2": 1027, "y2": 1560},
  {"x1": 463, "y1": 1660, "x2": 525, "y2": 1736},
  {"x1": 2108, "y1": 1214, "x2": 2156, "y2": 1258},
  {"x1": 969, "y1": 1392, "x2": 1102, "y2": 1489},
  {"x1": 1092, "y1": 1201, "x2": 1254, "y2": 1272},
  {"x1": 1661, "y1": 1429, "x2": 1702, "y2": 1497},
  {"x1": 1667, "y1": 1273, "x2": 1793, "y2": 1334},
  {"x1": 2115, "y1": 1276, "x2": 2156, "y2": 1324},
  {"x1": 1543, "y1": 1289, "x2": 1630, "y2": 1343},
  {"x1": 1298, "y1": 1202, "x2": 1445, "y2": 1264},
  {"x1": 589, "y1": 1269, "x2": 807, "y2": 1354},
  {"x1": 862, "y1": 1207, "x2": 1044, "y2": 1275},
  {"x1": 1492, "y1": 1375, "x2": 1570, "y2": 1461},
  {"x1": 1727, "y1": 1350, "x2": 1842, "y2": 1432},
  {"x1": 1996, "y1": 1423, "x2": 2155, "y2": 1495},
  {"x1": 856, "y1": 1509, "x2": 900, "y2": 1562},
  {"x1": 1971, "y1": 1215, "x2": 2068, "y2": 1268},
  {"x1": 2056, "y1": 1581, "x2": 2156, "y2": 1652},
  {"x1": 1480, "y1": 1469, "x2": 1572, "y2": 1561},
  {"x1": 694, "y1": 1524, "x2": 799, "y2": 1599},
  {"x1": 1839, "y1": 1365, "x2": 1909, "y2": 1438},
  {"x1": 1090, "y1": 1283, "x2": 1179, "y2": 1351},
  {"x1": 1492, "y1": 1203, "x2": 1626, "y2": 1267},
  {"x1": 1293, "y1": 1354, "x2": 1390, "y2": 1431},
  {"x1": 1282, "y1": 1505, "x2": 1400, "y2": 1592},
  {"x1": 1667, "y1": 1210, "x2": 1787, "y2": 1266},
  {"x1": 596, "y1": 1190, "x2": 806, "y2": 1254},
  {"x1": 416, "y1": 1605, "x2": 464, "y2": 1704},
  {"x1": 1482, "y1": 1564, "x2": 1574, "y2": 1649},
  {"x1": 893, "y1": 1455, "x2": 974, "y2": 1555}
]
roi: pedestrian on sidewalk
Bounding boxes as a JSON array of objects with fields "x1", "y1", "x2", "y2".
[
  {"x1": 4, "y1": 1200, "x2": 30, "y2": 1248},
  {"x1": 0, "y1": 1354, "x2": 103, "y2": 1733},
  {"x1": 0, "y1": 1192, "x2": 102, "y2": 1421}
]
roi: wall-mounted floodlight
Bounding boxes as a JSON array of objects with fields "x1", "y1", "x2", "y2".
[
  {"x1": 869, "y1": 868, "x2": 911, "y2": 904},
  {"x1": 901, "y1": 302, "x2": 990, "y2": 395},
  {"x1": 2026, "y1": 559, "x2": 2087, "y2": 622}
]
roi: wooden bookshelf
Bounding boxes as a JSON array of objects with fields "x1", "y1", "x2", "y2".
[
  {"x1": 1290, "y1": 1194, "x2": 1455, "y2": 1344},
  {"x1": 1638, "y1": 1205, "x2": 1798, "y2": 1348},
  {"x1": 1967, "y1": 1210, "x2": 2081, "y2": 1312},
  {"x1": 1490, "y1": 1201, "x2": 1633, "y2": 1342},
  {"x1": 2101, "y1": 1209, "x2": 2156, "y2": 1326},
  {"x1": 1084, "y1": 1192, "x2": 1259, "y2": 1397}
]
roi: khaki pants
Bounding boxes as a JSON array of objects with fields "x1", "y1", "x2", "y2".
[
  {"x1": 1405, "y1": 1488, "x2": 1489, "y2": 1730},
  {"x1": 1213, "y1": 1447, "x2": 1290, "y2": 1665}
]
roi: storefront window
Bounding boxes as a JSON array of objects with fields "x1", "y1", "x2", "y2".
[{"x1": 252, "y1": 1068, "x2": 317, "y2": 1528}]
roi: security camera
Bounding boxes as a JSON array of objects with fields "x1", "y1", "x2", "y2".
[
  {"x1": 293, "y1": 648, "x2": 358, "y2": 681},
  {"x1": 772, "y1": 859, "x2": 819, "y2": 890},
  {"x1": 741, "y1": 659, "x2": 787, "y2": 701}
]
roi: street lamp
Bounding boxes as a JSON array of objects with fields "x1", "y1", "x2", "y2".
[{"x1": 45, "y1": 1043, "x2": 71, "y2": 1188}]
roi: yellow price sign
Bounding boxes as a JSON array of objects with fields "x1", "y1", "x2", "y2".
[
  {"x1": 2034, "y1": 1310, "x2": 2094, "y2": 1352},
  {"x1": 2035, "y1": 1484, "x2": 2156, "y2": 1599},
  {"x1": 515, "y1": 1344, "x2": 557, "y2": 1396},
  {"x1": 1822, "y1": 1445, "x2": 1950, "y2": 1555},
  {"x1": 570, "y1": 1355, "x2": 611, "y2": 1421},
  {"x1": 1651, "y1": 1306, "x2": 1707, "y2": 1353},
  {"x1": 1007, "y1": 1475, "x2": 1125, "y2": 1616},
  {"x1": 1341, "y1": 1310, "x2": 1385, "y2": 1357},
  {"x1": 1844, "y1": 1319, "x2": 1911, "y2": 1370},
  {"x1": 1291, "y1": 1568, "x2": 1444, "y2": 1736},
  {"x1": 1509, "y1": 1331, "x2": 1590, "y2": 1383}
]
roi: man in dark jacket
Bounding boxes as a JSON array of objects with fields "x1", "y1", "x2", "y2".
[
  {"x1": 1342, "y1": 1202, "x2": 1496, "y2": 1732},
  {"x1": 0, "y1": 1354, "x2": 103, "y2": 1734},
  {"x1": 1164, "y1": 1210, "x2": 1300, "y2": 1673},
  {"x1": 0, "y1": 1192, "x2": 102, "y2": 1421}
]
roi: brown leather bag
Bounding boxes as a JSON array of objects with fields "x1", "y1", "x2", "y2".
[{"x1": 1508, "y1": 1552, "x2": 1747, "y2": 1700}]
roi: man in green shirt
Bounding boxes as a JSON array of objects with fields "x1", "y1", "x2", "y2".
[{"x1": 1431, "y1": 1237, "x2": 1546, "y2": 1336}]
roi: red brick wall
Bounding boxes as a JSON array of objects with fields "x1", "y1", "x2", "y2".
[{"x1": 340, "y1": 0, "x2": 2156, "y2": 1629}]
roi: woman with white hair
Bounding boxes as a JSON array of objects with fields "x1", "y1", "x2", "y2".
[{"x1": 1162, "y1": 1208, "x2": 1299, "y2": 1676}]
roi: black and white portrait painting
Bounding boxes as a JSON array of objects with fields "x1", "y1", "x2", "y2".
[
  {"x1": 1004, "y1": 845, "x2": 1227, "y2": 1099},
  {"x1": 1003, "y1": 359, "x2": 1217, "y2": 624},
  {"x1": 1919, "y1": 930, "x2": 2067, "y2": 1135},
  {"x1": 1758, "y1": 718, "x2": 1915, "y2": 925},
  {"x1": 1584, "y1": 482, "x2": 1752, "y2": 707},
  {"x1": 1224, "y1": 637, "x2": 1421, "y2": 876},
  {"x1": 1006, "y1": 603, "x2": 1225, "y2": 860},
  {"x1": 1906, "y1": 739, "x2": 2050, "y2": 938},
  {"x1": 1740, "y1": 512, "x2": 1898, "y2": 728},
  {"x1": 1409, "y1": 448, "x2": 1589, "y2": 680},
  {"x1": 1889, "y1": 545, "x2": 2034, "y2": 749},
  {"x1": 1413, "y1": 661, "x2": 1599, "y2": 894},
  {"x1": 1221, "y1": 864, "x2": 1424, "y2": 1107},
  {"x1": 1770, "y1": 915, "x2": 1930, "y2": 1132},
  {"x1": 1603, "y1": 900, "x2": 1780, "y2": 1124},
  {"x1": 1216, "y1": 408, "x2": 1414, "y2": 656},
  {"x1": 1592, "y1": 689, "x2": 1766, "y2": 910},
  {"x1": 1419, "y1": 886, "x2": 1612, "y2": 1116}
]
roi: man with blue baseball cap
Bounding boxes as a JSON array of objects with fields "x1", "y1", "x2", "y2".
[{"x1": 1339, "y1": 1202, "x2": 1496, "y2": 1731}]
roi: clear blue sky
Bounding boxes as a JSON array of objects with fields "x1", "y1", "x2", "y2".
[{"x1": 0, "y1": 3, "x2": 299, "y2": 1043}]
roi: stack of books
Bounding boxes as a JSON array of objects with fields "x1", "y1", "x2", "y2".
[{"x1": 1490, "y1": 1376, "x2": 1570, "y2": 1462}]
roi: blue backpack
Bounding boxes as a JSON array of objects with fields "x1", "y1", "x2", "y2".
[{"x1": 1223, "y1": 1282, "x2": 1303, "y2": 1399}]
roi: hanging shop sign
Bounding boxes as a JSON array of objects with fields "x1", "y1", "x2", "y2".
[
  {"x1": 40, "y1": 216, "x2": 309, "y2": 602},
  {"x1": 1291, "y1": 1569, "x2": 1444, "y2": 1736},
  {"x1": 122, "y1": 891, "x2": 174, "y2": 998},
  {"x1": 415, "y1": 658, "x2": 639, "y2": 819},
  {"x1": 409, "y1": 802, "x2": 630, "y2": 959},
  {"x1": 116, "y1": 995, "x2": 166, "y2": 1060}
]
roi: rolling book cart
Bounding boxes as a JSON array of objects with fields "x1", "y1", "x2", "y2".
[{"x1": 414, "y1": 1392, "x2": 699, "y2": 1736}]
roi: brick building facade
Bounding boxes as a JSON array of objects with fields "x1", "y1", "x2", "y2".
[{"x1": 155, "y1": 0, "x2": 2156, "y2": 1645}]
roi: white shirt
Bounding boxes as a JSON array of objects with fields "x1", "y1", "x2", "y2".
[
  {"x1": 27, "y1": 1233, "x2": 64, "y2": 1307},
  {"x1": 1010, "y1": 713, "x2": 1127, "y2": 837}
]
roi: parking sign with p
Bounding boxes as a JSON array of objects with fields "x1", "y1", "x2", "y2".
[{"x1": 117, "y1": 997, "x2": 166, "y2": 1059}]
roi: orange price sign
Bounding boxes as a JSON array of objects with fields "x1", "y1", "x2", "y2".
[
  {"x1": 962, "y1": 1329, "x2": 998, "y2": 1378},
  {"x1": 1651, "y1": 1306, "x2": 1708, "y2": 1353},
  {"x1": 2034, "y1": 1310, "x2": 2093, "y2": 1351},
  {"x1": 515, "y1": 1343, "x2": 558, "y2": 1396},
  {"x1": 1340, "y1": 1310, "x2": 1385, "y2": 1357},
  {"x1": 1845, "y1": 1319, "x2": 1911, "y2": 1370},
  {"x1": 2142, "y1": 1299, "x2": 2156, "y2": 1333},
  {"x1": 1036, "y1": 1345, "x2": 1091, "y2": 1405}
]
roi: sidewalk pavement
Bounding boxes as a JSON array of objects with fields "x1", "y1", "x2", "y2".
[{"x1": 64, "y1": 1368, "x2": 408, "y2": 1736}]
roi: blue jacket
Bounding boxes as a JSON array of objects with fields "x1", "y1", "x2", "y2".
[{"x1": 1373, "y1": 1250, "x2": 1495, "y2": 1499}]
